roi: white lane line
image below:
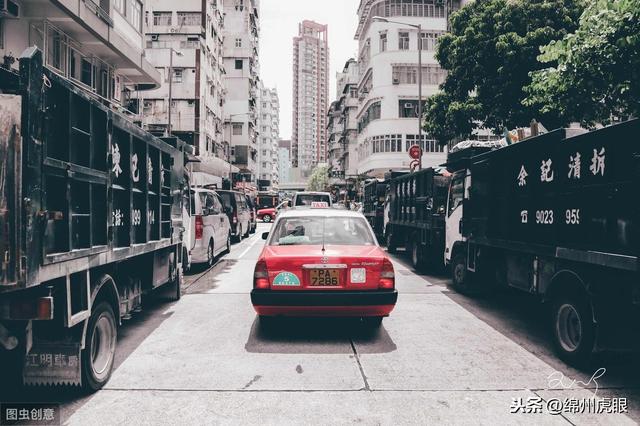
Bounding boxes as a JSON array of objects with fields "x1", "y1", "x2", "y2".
[{"x1": 238, "y1": 235, "x2": 261, "y2": 259}]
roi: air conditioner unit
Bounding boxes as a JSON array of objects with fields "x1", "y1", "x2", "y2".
[
  {"x1": 0, "y1": 0, "x2": 20, "y2": 18},
  {"x1": 151, "y1": 34, "x2": 159, "y2": 41},
  {"x1": 404, "y1": 103, "x2": 415, "y2": 109},
  {"x1": 392, "y1": 78, "x2": 400, "y2": 85}
]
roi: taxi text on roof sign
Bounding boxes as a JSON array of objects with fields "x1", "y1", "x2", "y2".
[{"x1": 311, "y1": 202, "x2": 329, "y2": 208}]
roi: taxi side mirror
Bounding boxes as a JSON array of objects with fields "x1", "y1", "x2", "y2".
[{"x1": 261, "y1": 232, "x2": 269, "y2": 240}]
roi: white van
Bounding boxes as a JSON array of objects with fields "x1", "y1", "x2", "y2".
[{"x1": 185, "y1": 188, "x2": 231, "y2": 270}]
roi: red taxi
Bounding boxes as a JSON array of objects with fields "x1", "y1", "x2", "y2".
[{"x1": 251, "y1": 208, "x2": 398, "y2": 326}]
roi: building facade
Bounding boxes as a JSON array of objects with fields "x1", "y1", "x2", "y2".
[
  {"x1": 257, "y1": 83, "x2": 280, "y2": 190},
  {"x1": 138, "y1": 0, "x2": 233, "y2": 187},
  {"x1": 1, "y1": 0, "x2": 160, "y2": 106},
  {"x1": 327, "y1": 58, "x2": 359, "y2": 180},
  {"x1": 353, "y1": 0, "x2": 468, "y2": 177},
  {"x1": 291, "y1": 20, "x2": 329, "y2": 177},
  {"x1": 223, "y1": 0, "x2": 260, "y2": 186}
]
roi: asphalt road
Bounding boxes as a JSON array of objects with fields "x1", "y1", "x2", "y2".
[{"x1": 13, "y1": 223, "x2": 640, "y2": 424}]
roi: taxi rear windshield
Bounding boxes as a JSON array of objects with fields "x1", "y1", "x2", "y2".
[
  {"x1": 269, "y1": 217, "x2": 375, "y2": 246},
  {"x1": 295, "y1": 194, "x2": 331, "y2": 206}
]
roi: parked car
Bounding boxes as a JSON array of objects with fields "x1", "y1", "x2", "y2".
[
  {"x1": 186, "y1": 188, "x2": 231, "y2": 269},
  {"x1": 292, "y1": 191, "x2": 333, "y2": 208},
  {"x1": 217, "y1": 190, "x2": 252, "y2": 242},
  {"x1": 251, "y1": 208, "x2": 397, "y2": 327},
  {"x1": 246, "y1": 195, "x2": 257, "y2": 234},
  {"x1": 257, "y1": 200, "x2": 289, "y2": 223}
]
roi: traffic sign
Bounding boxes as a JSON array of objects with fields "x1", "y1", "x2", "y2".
[{"x1": 409, "y1": 144, "x2": 422, "y2": 160}]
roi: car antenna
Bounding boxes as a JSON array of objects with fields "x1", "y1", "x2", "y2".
[{"x1": 321, "y1": 216, "x2": 326, "y2": 254}]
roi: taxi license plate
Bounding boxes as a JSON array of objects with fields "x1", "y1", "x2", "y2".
[{"x1": 310, "y1": 269, "x2": 340, "y2": 286}]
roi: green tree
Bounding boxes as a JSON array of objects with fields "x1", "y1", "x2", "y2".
[
  {"x1": 306, "y1": 165, "x2": 329, "y2": 192},
  {"x1": 524, "y1": 0, "x2": 640, "y2": 126},
  {"x1": 424, "y1": 0, "x2": 584, "y2": 143}
]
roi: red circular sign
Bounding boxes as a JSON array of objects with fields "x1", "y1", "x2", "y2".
[{"x1": 409, "y1": 144, "x2": 422, "y2": 160}]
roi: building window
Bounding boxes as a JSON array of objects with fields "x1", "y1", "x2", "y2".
[
  {"x1": 232, "y1": 123, "x2": 243, "y2": 135},
  {"x1": 358, "y1": 101, "x2": 381, "y2": 132},
  {"x1": 392, "y1": 64, "x2": 447, "y2": 85},
  {"x1": 114, "y1": 0, "x2": 125, "y2": 15},
  {"x1": 178, "y1": 12, "x2": 201, "y2": 26},
  {"x1": 128, "y1": 0, "x2": 143, "y2": 31},
  {"x1": 420, "y1": 32, "x2": 443, "y2": 51},
  {"x1": 172, "y1": 69, "x2": 183, "y2": 83},
  {"x1": 398, "y1": 32, "x2": 410, "y2": 50},
  {"x1": 399, "y1": 100, "x2": 422, "y2": 118},
  {"x1": 235, "y1": 59, "x2": 243, "y2": 70},
  {"x1": 379, "y1": 32, "x2": 387, "y2": 52},
  {"x1": 153, "y1": 12, "x2": 172, "y2": 26},
  {"x1": 235, "y1": 38, "x2": 242, "y2": 48}
]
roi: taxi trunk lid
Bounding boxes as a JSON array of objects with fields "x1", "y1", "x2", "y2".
[{"x1": 262, "y1": 245, "x2": 386, "y2": 290}]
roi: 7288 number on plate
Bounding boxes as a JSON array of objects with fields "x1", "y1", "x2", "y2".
[{"x1": 310, "y1": 269, "x2": 339, "y2": 286}]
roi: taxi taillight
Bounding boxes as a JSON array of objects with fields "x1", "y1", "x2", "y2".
[
  {"x1": 195, "y1": 215, "x2": 203, "y2": 240},
  {"x1": 379, "y1": 258, "x2": 395, "y2": 289},
  {"x1": 254, "y1": 260, "x2": 270, "y2": 289}
]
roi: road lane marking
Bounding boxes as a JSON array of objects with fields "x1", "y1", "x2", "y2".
[{"x1": 238, "y1": 235, "x2": 261, "y2": 259}]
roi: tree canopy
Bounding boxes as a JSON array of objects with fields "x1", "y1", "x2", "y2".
[
  {"x1": 306, "y1": 165, "x2": 330, "y2": 192},
  {"x1": 524, "y1": 0, "x2": 640, "y2": 126},
  {"x1": 424, "y1": 0, "x2": 585, "y2": 143}
]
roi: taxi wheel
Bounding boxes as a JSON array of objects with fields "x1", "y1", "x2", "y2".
[
  {"x1": 223, "y1": 233, "x2": 231, "y2": 254},
  {"x1": 362, "y1": 317, "x2": 383, "y2": 328},
  {"x1": 263, "y1": 215, "x2": 272, "y2": 223},
  {"x1": 259, "y1": 315, "x2": 277, "y2": 328}
]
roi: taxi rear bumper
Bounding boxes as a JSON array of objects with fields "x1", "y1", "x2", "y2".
[{"x1": 251, "y1": 289, "x2": 397, "y2": 317}]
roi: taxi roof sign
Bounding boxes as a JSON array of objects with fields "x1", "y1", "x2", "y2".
[{"x1": 311, "y1": 201, "x2": 329, "y2": 208}]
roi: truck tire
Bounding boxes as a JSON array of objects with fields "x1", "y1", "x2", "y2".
[
  {"x1": 223, "y1": 232, "x2": 231, "y2": 255},
  {"x1": 82, "y1": 301, "x2": 117, "y2": 391},
  {"x1": 450, "y1": 252, "x2": 473, "y2": 294},
  {"x1": 550, "y1": 293, "x2": 595, "y2": 366},
  {"x1": 411, "y1": 241, "x2": 425, "y2": 272},
  {"x1": 385, "y1": 228, "x2": 396, "y2": 254}
]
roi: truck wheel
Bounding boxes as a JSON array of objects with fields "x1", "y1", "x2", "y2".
[
  {"x1": 263, "y1": 214, "x2": 272, "y2": 223},
  {"x1": 451, "y1": 252, "x2": 472, "y2": 294},
  {"x1": 551, "y1": 293, "x2": 595, "y2": 366},
  {"x1": 411, "y1": 242, "x2": 425, "y2": 272},
  {"x1": 168, "y1": 263, "x2": 183, "y2": 301},
  {"x1": 385, "y1": 229, "x2": 396, "y2": 254},
  {"x1": 82, "y1": 301, "x2": 117, "y2": 391},
  {"x1": 234, "y1": 225, "x2": 243, "y2": 243}
]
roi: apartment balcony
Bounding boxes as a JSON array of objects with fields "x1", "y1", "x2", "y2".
[{"x1": 14, "y1": 1, "x2": 160, "y2": 89}]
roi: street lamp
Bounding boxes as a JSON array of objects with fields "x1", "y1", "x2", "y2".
[
  {"x1": 372, "y1": 16, "x2": 423, "y2": 171},
  {"x1": 167, "y1": 48, "x2": 184, "y2": 137},
  {"x1": 226, "y1": 112, "x2": 252, "y2": 190}
]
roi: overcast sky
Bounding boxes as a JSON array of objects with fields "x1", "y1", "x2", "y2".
[{"x1": 259, "y1": 0, "x2": 360, "y2": 140}]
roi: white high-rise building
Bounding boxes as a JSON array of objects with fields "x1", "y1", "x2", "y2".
[
  {"x1": 139, "y1": 0, "x2": 233, "y2": 187},
  {"x1": 223, "y1": 0, "x2": 260, "y2": 187},
  {"x1": 257, "y1": 84, "x2": 280, "y2": 190},
  {"x1": 327, "y1": 59, "x2": 359, "y2": 179},
  {"x1": 278, "y1": 140, "x2": 292, "y2": 185},
  {"x1": 291, "y1": 20, "x2": 329, "y2": 177},
  {"x1": 353, "y1": 0, "x2": 467, "y2": 177}
]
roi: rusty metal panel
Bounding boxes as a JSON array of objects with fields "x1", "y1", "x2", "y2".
[{"x1": 0, "y1": 95, "x2": 22, "y2": 287}]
